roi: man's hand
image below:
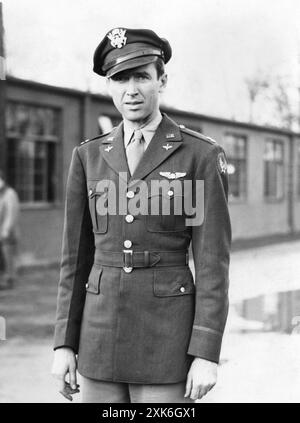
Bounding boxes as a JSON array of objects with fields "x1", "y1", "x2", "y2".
[
  {"x1": 51, "y1": 347, "x2": 80, "y2": 401},
  {"x1": 184, "y1": 357, "x2": 217, "y2": 401}
]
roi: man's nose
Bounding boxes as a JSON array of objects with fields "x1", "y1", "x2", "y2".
[{"x1": 126, "y1": 77, "x2": 138, "y2": 96}]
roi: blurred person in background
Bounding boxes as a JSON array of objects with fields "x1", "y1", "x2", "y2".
[{"x1": 0, "y1": 169, "x2": 20, "y2": 289}]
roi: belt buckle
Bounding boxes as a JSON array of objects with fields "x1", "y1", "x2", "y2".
[{"x1": 123, "y1": 249, "x2": 133, "y2": 273}]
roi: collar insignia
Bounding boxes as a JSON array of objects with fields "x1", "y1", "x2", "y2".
[
  {"x1": 104, "y1": 145, "x2": 113, "y2": 152},
  {"x1": 107, "y1": 28, "x2": 127, "y2": 49},
  {"x1": 163, "y1": 144, "x2": 173, "y2": 151},
  {"x1": 166, "y1": 133, "x2": 175, "y2": 139}
]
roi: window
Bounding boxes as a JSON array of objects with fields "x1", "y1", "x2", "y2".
[
  {"x1": 98, "y1": 115, "x2": 114, "y2": 134},
  {"x1": 222, "y1": 133, "x2": 247, "y2": 200},
  {"x1": 263, "y1": 139, "x2": 284, "y2": 200},
  {"x1": 5, "y1": 102, "x2": 60, "y2": 204}
]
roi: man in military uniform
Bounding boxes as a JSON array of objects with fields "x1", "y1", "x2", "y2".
[{"x1": 52, "y1": 28, "x2": 231, "y2": 403}]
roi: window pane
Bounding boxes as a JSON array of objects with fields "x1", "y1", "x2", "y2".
[
  {"x1": 298, "y1": 144, "x2": 300, "y2": 197},
  {"x1": 18, "y1": 139, "x2": 35, "y2": 202},
  {"x1": 34, "y1": 142, "x2": 47, "y2": 201},
  {"x1": 5, "y1": 102, "x2": 60, "y2": 203},
  {"x1": 275, "y1": 142, "x2": 283, "y2": 161},
  {"x1": 264, "y1": 141, "x2": 274, "y2": 161},
  {"x1": 223, "y1": 134, "x2": 247, "y2": 200},
  {"x1": 276, "y1": 164, "x2": 284, "y2": 198},
  {"x1": 47, "y1": 142, "x2": 56, "y2": 202},
  {"x1": 264, "y1": 139, "x2": 284, "y2": 199}
]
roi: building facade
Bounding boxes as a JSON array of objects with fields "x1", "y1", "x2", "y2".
[{"x1": 3, "y1": 76, "x2": 300, "y2": 266}]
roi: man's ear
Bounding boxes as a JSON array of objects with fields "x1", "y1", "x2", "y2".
[{"x1": 159, "y1": 73, "x2": 168, "y2": 93}]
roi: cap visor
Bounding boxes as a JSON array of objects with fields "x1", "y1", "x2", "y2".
[{"x1": 106, "y1": 55, "x2": 158, "y2": 78}]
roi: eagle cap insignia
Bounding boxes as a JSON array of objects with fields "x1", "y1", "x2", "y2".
[{"x1": 107, "y1": 28, "x2": 127, "y2": 49}]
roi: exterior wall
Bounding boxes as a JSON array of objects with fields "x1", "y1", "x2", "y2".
[
  {"x1": 4, "y1": 78, "x2": 300, "y2": 266},
  {"x1": 240, "y1": 290, "x2": 300, "y2": 333},
  {"x1": 6, "y1": 83, "x2": 83, "y2": 264},
  {"x1": 293, "y1": 138, "x2": 300, "y2": 232},
  {"x1": 202, "y1": 122, "x2": 291, "y2": 240}
]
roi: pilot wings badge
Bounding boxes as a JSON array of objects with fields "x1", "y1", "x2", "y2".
[
  {"x1": 159, "y1": 172, "x2": 187, "y2": 180},
  {"x1": 107, "y1": 28, "x2": 127, "y2": 49}
]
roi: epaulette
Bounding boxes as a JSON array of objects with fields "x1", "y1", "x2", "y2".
[
  {"x1": 80, "y1": 130, "x2": 112, "y2": 145},
  {"x1": 179, "y1": 124, "x2": 217, "y2": 145}
]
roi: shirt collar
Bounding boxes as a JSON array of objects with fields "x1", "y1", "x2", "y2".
[{"x1": 123, "y1": 111, "x2": 162, "y2": 149}]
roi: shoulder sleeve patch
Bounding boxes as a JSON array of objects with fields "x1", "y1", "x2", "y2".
[
  {"x1": 216, "y1": 151, "x2": 228, "y2": 174},
  {"x1": 179, "y1": 126, "x2": 217, "y2": 144}
]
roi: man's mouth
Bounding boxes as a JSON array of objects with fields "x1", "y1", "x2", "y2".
[{"x1": 125, "y1": 101, "x2": 143, "y2": 106}]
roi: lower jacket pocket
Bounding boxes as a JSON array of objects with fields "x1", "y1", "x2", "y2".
[{"x1": 153, "y1": 267, "x2": 195, "y2": 297}]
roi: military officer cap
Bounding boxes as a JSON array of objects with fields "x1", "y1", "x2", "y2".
[{"x1": 93, "y1": 28, "x2": 172, "y2": 78}]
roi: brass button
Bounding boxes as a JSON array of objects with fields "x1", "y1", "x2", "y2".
[
  {"x1": 167, "y1": 190, "x2": 174, "y2": 197},
  {"x1": 125, "y1": 214, "x2": 134, "y2": 223},
  {"x1": 180, "y1": 286, "x2": 186, "y2": 293},
  {"x1": 124, "y1": 240, "x2": 132, "y2": 248},
  {"x1": 89, "y1": 189, "x2": 93, "y2": 196},
  {"x1": 123, "y1": 267, "x2": 133, "y2": 273},
  {"x1": 85, "y1": 283, "x2": 89, "y2": 289},
  {"x1": 126, "y1": 191, "x2": 135, "y2": 199}
]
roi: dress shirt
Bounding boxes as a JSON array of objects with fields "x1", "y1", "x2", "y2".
[{"x1": 123, "y1": 111, "x2": 163, "y2": 151}]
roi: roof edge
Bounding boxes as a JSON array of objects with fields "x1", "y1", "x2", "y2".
[{"x1": 6, "y1": 75, "x2": 300, "y2": 137}]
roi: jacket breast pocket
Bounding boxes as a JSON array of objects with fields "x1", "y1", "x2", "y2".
[
  {"x1": 86, "y1": 265, "x2": 103, "y2": 294},
  {"x1": 88, "y1": 180, "x2": 109, "y2": 234},
  {"x1": 153, "y1": 267, "x2": 195, "y2": 297},
  {"x1": 146, "y1": 193, "x2": 186, "y2": 233}
]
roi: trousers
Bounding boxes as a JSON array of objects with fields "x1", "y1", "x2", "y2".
[
  {"x1": 0, "y1": 239, "x2": 17, "y2": 285},
  {"x1": 81, "y1": 376, "x2": 194, "y2": 403}
]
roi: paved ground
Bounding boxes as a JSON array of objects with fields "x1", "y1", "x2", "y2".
[{"x1": 0, "y1": 240, "x2": 300, "y2": 403}]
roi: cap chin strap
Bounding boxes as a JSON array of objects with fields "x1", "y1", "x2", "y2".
[{"x1": 102, "y1": 47, "x2": 164, "y2": 73}]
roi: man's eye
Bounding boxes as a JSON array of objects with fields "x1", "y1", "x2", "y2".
[
  {"x1": 135, "y1": 75, "x2": 148, "y2": 81},
  {"x1": 112, "y1": 75, "x2": 128, "y2": 82}
]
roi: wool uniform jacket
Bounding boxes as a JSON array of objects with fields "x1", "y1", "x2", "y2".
[{"x1": 54, "y1": 113, "x2": 231, "y2": 384}]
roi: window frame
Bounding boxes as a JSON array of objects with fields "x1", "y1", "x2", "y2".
[
  {"x1": 5, "y1": 100, "x2": 63, "y2": 209},
  {"x1": 222, "y1": 131, "x2": 248, "y2": 203},
  {"x1": 297, "y1": 141, "x2": 300, "y2": 201},
  {"x1": 263, "y1": 138, "x2": 285, "y2": 203}
]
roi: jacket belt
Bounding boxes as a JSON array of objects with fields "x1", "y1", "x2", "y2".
[{"x1": 94, "y1": 250, "x2": 189, "y2": 272}]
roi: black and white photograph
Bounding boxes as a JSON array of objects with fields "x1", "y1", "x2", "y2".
[{"x1": 0, "y1": 0, "x2": 300, "y2": 406}]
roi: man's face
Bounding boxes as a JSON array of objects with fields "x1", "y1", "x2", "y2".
[{"x1": 106, "y1": 62, "x2": 167, "y2": 125}]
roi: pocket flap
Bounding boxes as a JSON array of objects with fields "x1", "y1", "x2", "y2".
[
  {"x1": 88, "y1": 180, "x2": 110, "y2": 199},
  {"x1": 154, "y1": 267, "x2": 195, "y2": 297},
  {"x1": 86, "y1": 266, "x2": 103, "y2": 294}
]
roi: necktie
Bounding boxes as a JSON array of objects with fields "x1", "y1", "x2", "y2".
[{"x1": 126, "y1": 129, "x2": 145, "y2": 175}]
